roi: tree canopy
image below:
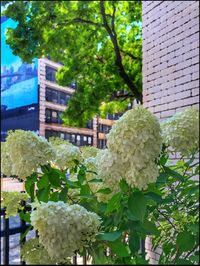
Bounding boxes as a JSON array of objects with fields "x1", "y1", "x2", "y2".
[{"x1": 2, "y1": 1, "x2": 142, "y2": 127}]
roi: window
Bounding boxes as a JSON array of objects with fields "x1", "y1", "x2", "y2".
[
  {"x1": 45, "y1": 87, "x2": 71, "y2": 106},
  {"x1": 45, "y1": 66, "x2": 57, "y2": 83},
  {"x1": 45, "y1": 109, "x2": 62, "y2": 124},
  {"x1": 76, "y1": 135, "x2": 81, "y2": 146},
  {"x1": 45, "y1": 130, "x2": 93, "y2": 147},
  {"x1": 86, "y1": 120, "x2": 93, "y2": 129},
  {"x1": 98, "y1": 139, "x2": 107, "y2": 149},
  {"x1": 98, "y1": 124, "x2": 111, "y2": 134}
]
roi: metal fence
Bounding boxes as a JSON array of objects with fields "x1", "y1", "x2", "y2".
[{"x1": 1, "y1": 207, "x2": 145, "y2": 265}]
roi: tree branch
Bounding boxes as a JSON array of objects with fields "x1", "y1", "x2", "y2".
[
  {"x1": 120, "y1": 49, "x2": 141, "y2": 61},
  {"x1": 100, "y1": 0, "x2": 142, "y2": 103}
]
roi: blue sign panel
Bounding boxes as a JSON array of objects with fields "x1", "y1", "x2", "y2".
[
  {"x1": 1, "y1": 16, "x2": 38, "y2": 110},
  {"x1": 1, "y1": 16, "x2": 39, "y2": 141}
]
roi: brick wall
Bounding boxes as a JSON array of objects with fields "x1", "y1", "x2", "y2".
[
  {"x1": 142, "y1": 1, "x2": 199, "y2": 264},
  {"x1": 143, "y1": 1, "x2": 199, "y2": 121}
]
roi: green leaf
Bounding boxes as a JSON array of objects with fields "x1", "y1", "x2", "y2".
[
  {"x1": 105, "y1": 192, "x2": 121, "y2": 214},
  {"x1": 119, "y1": 179, "x2": 129, "y2": 192},
  {"x1": 36, "y1": 188, "x2": 50, "y2": 202},
  {"x1": 48, "y1": 171, "x2": 61, "y2": 188},
  {"x1": 128, "y1": 192, "x2": 147, "y2": 222},
  {"x1": 177, "y1": 231, "x2": 195, "y2": 252},
  {"x1": 157, "y1": 172, "x2": 168, "y2": 183},
  {"x1": 19, "y1": 212, "x2": 31, "y2": 223},
  {"x1": 37, "y1": 174, "x2": 49, "y2": 189},
  {"x1": 163, "y1": 166, "x2": 184, "y2": 181},
  {"x1": 66, "y1": 179, "x2": 80, "y2": 188},
  {"x1": 97, "y1": 188, "x2": 112, "y2": 194},
  {"x1": 108, "y1": 240, "x2": 130, "y2": 258},
  {"x1": 129, "y1": 233, "x2": 140, "y2": 253},
  {"x1": 25, "y1": 177, "x2": 35, "y2": 202},
  {"x1": 59, "y1": 187, "x2": 68, "y2": 202},
  {"x1": 80, "y1": 184, "x2": 91, "y2": 196},
  {"x1": 88, "y1": 178, "x2": 102, "y2": 183},
  {"x1": 49, "y1": 192, "x2": 59, "y2": 202},
  {"x1": 96, "y1": 231, "x2": 122, "y2": 242},
  {"x1": 77, "y1": 166, "x2": 86, "y2": 184},
  {"x1": 142, "y1": 220, "x2": 159, "y2": 235}
]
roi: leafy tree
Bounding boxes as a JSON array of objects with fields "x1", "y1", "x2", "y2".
[{"x1": 2, "y1": 1, "x2": 142, "y2": 127}]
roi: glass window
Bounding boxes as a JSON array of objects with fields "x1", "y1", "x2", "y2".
[
  {"x1": 76, "y1": 135, "x2": 81, "y2": 146},
  {"x1": 71, "y1": 134, "x2": 76, "y2": 143},
  {"x1": 45, "y1": 109, "x2": 51, "y2": 123},
  {"x1": 45, "y1": 66, "x2": 57, "y2": 83},
  {"x1": 60, "y1": 133, "x2": 65, "y2": 139},
  {"x1": 45, "y1": 88, "x2": 52, "y2": 102},
  {"x1": 52, "y1": 90, "x2": 58, "y2": 104}
]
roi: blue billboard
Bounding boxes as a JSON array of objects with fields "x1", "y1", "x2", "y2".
[
  {"x1": 1, "y1": 16, "x2": 38, "y2": 110},
  {"x1": 1, "y1": 16, "x2": 39, "y2": 141}
]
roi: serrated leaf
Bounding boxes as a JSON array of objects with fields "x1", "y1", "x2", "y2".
[
  {"x1": 119, "y1": 179, "x2": 129, "y2": 192},
  {"x1": 163, "y1": 166, "x2": 184, "y2": 181},
  {"x1": 105, "y1": 192, "x2": 121, "y2": 214},
  {"x1": 177, "y1": 231, "x2": 195, "y2": 252},
  {"x1": 128, "y1": 192, "x2": 147, "y2": 222},
  {"x1": 36, "y1": 187, "x2": 50, "y2": 202},
  {"x1": 97, "y1": 188, "x2": 111, "y2": 194},
  {"x1": 48, "y1": 171, "x2": 61, "y2": 188},
  {"x1": 108, "y1": 240, "x2": 130, "y2": 258},
  {"x1": 97, "y1": 231, "x2": 122, "y2": 242},
  {"x1": 37, "y1": 174, "x2": 49, "y2": 189}
]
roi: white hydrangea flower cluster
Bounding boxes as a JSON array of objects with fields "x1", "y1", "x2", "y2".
[
  {"x1": 95, "y1": 149, "x2": 123, "y2": 193},
  {"x1": 52, "y1": 143, "x2": 81, "y2": 169},
  {"x1": 1, "y1": 142, "x2": 13, "y2": 177},
  {"x1": 21, "y1": 238, "x2": 59, "y2": 265},
  {"x1": 161, "y1": 107, "x2": 199, "y2": 156},
  {"x1": 98, "y1": 105, "x2": 163, "y2": 190},
  {"x1": 80, "y1": 146, "x2": 100, "y2": 160},
  {"x1": 3, "y1": 130, "x2": 55, "y2": 179},
  {"x1": 30, "y1": 201, "x2": 101, "y2": 260}
]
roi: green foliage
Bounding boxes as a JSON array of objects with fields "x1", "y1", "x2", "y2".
[
  {"x1": 151, "y1": 154, "x2": 199, "y2": 265},
  {"x1": 2, "y1": 145, "x2": 199, "y2": 264},
  {"x1": 3, "y1": 1, "x2": 142, "y2": 127}
]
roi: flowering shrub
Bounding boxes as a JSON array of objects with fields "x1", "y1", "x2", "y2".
[
  {"x1": 1, "y1": 106, "x2": 199, "y2": 265},
  {"x1": 30, "y1": 201, "x2": 101, "y2": 261},
  {"x1": 21, "y1": 238, "x2": 59, "y2": 265},
  {"x1": 161, "y1": 107, "x2": 199, "y2": 156},
  {"x1": 52, "y1": 142, "x2": 81, "y2": 170},
  {"x1": 4, "y1": 130, "x2": 54, "y2": 179},
  {"x1": 1, "y1": 191, "x2": 29, "y2": 218}
]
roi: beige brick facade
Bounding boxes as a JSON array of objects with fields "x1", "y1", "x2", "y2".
[
  {"x1": 143, "y1": 1, "x2": 199, "y2": 121},
  {"x1": 142, "y1": 1, "x2": 199, "y2": 264}
]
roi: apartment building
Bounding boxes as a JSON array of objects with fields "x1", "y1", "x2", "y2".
[{"x1": 38, "y1": 57, "x2": 118, "y2": 148}]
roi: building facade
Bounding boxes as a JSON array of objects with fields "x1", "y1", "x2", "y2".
[
  {"x1": 142, "y1": 1, "x2": 199, "y2": 264},
  {"x1": 37, "y1": 57, "x2": 117, "y2": 148}
]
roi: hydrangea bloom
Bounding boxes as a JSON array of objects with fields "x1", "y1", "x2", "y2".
[
  {"x1": 52, "y1": 143, "x2": 81, "y2": 169},
  {"x1": 5, "y1": 130, "x2": 55, "y2": 179},
  {"x1": 161, "y1": 107, "x2": 199, "y2": 156},
  {"x1": 106, "y1": 105, "x2": 162, "y2": 189},
  {"x1": 1, "y1": 142, "x2": 13, "y2": 177},
  {"x1": 21, "y1": 238, "x2": 60, "y2": 265},
  {"x1": 81, "y1": 146, "x2": 100, "y2": 160},
  {"x1": 30, "y1": 201, "x2": 101, "y2": 260},
  {"x1": 1, "y1": 191, "x2": 29, "y2": 218},
  {"x1": 95, "y1": 149, "x2": 122, "y2": 194}
]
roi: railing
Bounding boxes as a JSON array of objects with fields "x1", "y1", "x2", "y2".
[
  {"x1": 1, "y1": 207, "x2": 145, "y2": 265},
  {"x1": 0, "y1": 207, "x2": 88, "y2": 265}
]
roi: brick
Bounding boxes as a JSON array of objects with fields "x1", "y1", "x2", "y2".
[
  {"x1": 192, "y1": 88, "x2": 200, "y2": 96},
  {"x1": 175, "y1": 75, "x2": 191, "y2": 86},
  {"x1": 161, "y1": 109, "x2": 176, "y2": 118},
  {"x1": 175, "y1": 90, "x2": 191, "y2": 100}
]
